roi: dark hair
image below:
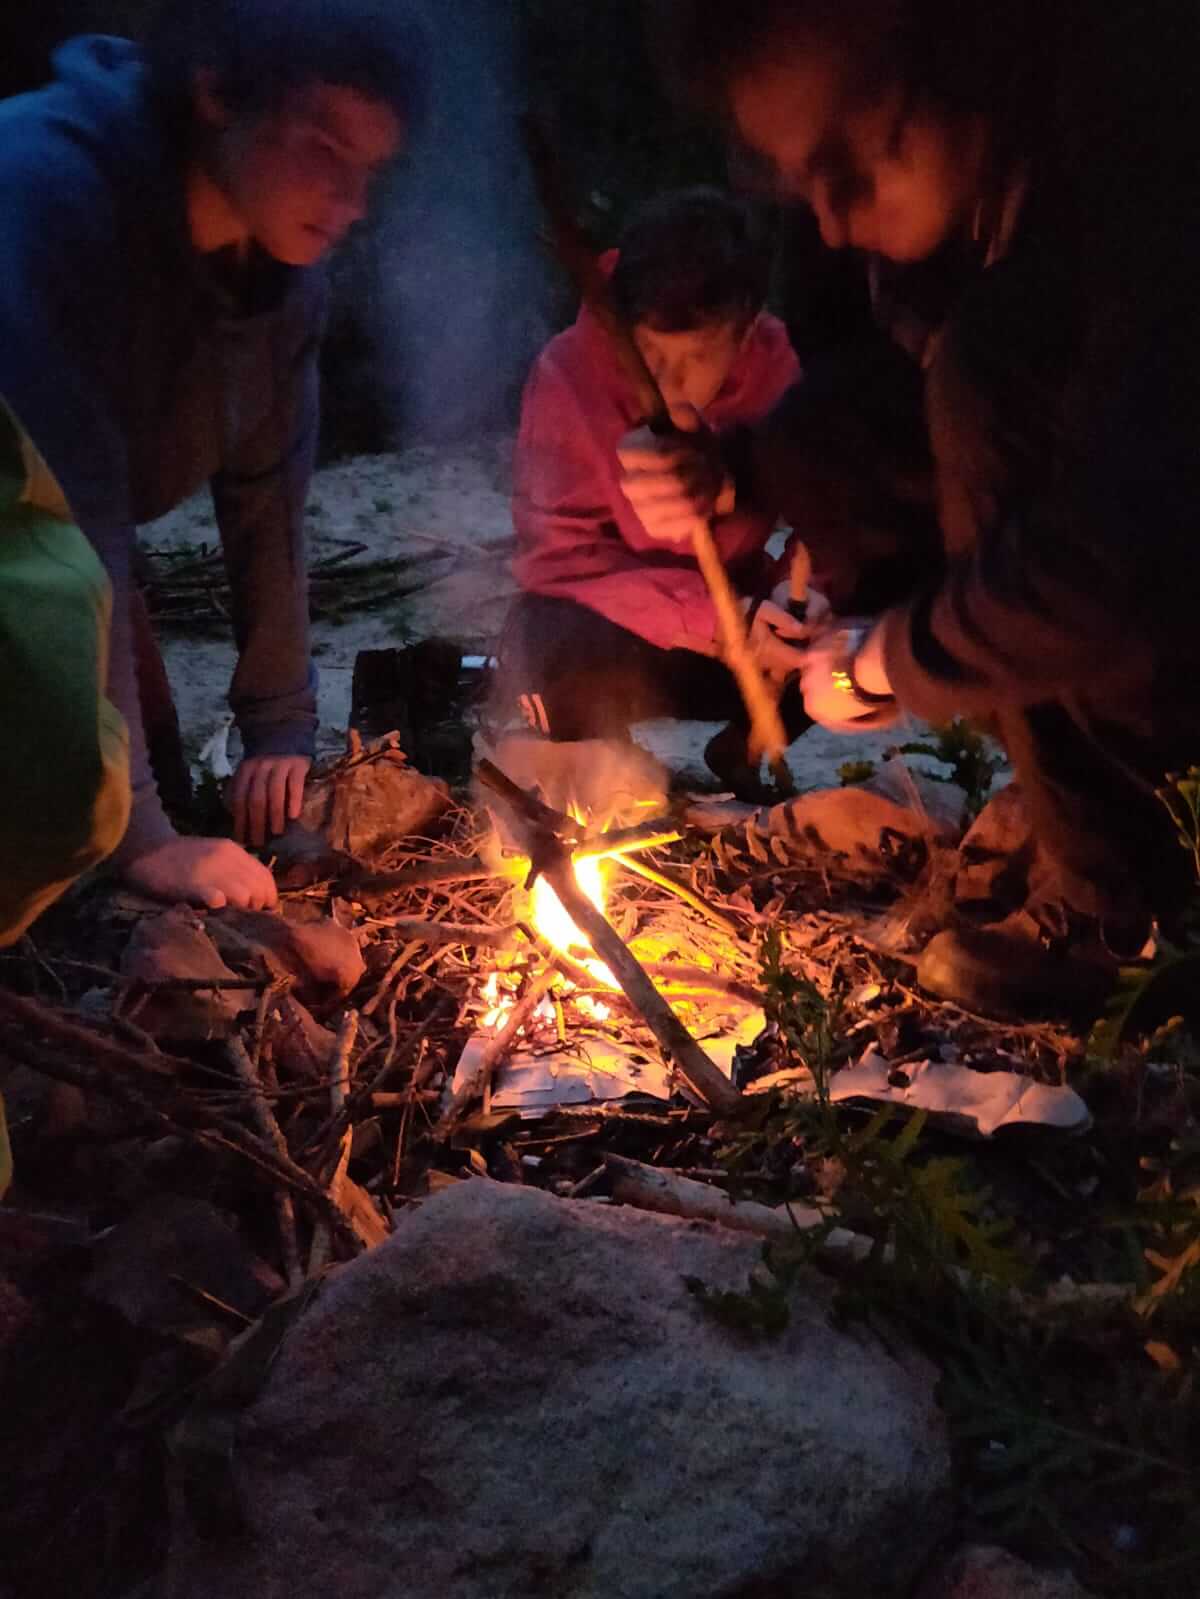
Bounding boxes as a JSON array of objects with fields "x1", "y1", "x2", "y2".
[
  {"x1": 145, "y1": 0, "x2": 429, "y2": 129},
  {"x1": 610, "y1": 187, "x2": 768, "y2": 332},
  {"x1": 652, "y1": 0, "x2": 1047, "y2": 162}
]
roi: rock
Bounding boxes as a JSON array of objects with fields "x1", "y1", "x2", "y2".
[
  {"x1": 211, "y1": 910, "x2": 365, "y2": 1004},
  {"x1": 121, "y1": 907, "x2": 247, "y2": 1041},
  {"x1": 168, "y1": 1182, "x2": 951, "y2": 1599},
  {"x1": 919, "y1": 1545, "x2": 1094, "y2": 1599},
  {"x1": 292, "y1": 743, "x2": 451, "y2": 867},
  {"x1": 757, "y1": 784, "x2": 950, "y2": 879},
  {"x1": 84, "y1": 1196, "x2": 283, "y2": 1338}
]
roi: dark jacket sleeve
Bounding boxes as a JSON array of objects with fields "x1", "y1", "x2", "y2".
[
  {"x1": 882, "y1": 246, "x2": 1196, "y2": 722},
  {"x1": 212, "y1": 272, "x2": 325, "y2": 761},
  {"x1": 0, "y1": 125, "x2": 176, "y2": 860}
]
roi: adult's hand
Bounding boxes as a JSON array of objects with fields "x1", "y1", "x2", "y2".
[
  {"x1": 746, "y1": 599, "x2": 813, "y2": 684},
  {"x1": 122, "y1": 836, "x2": 278, "y2": 910},
  {"x1": 798, "y1": 621, "x2": 900, "y2": 732},
  {"x1": 228, "y1": 754, "x2": 312, "y2": 848},
  {"x1": 616, "y1": 408, "x2": 733, "y2": 545}
]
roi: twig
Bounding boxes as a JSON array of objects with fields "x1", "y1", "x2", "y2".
[
  {"x1": 542, "y1": 860, "x2": 741, "y2": 1114},
  {"x1": 366, "y1": 916, "x2": 515, "y2": 951},
  {"x1": 477, "y1": 761, "x2": 741, "y2": 1115},
  {"x1": 0, "y1": 988, "x2": 176, "y2": 1077},
  {"x1": 435, "y1": 967, "x2": 559, "y2": 1130},
  {"x1": 361, "y1": 940, "x2": 421, "y2": 1018},
  {"x1": 2, "y1": 1027, "x2": 361, "y2": 1253},
  {"x1": 614, "y1": 854, "x2": 740, "y2": 936},
  {"x1": 226, "y1": 1035, "x2": 303, "y2": 1290}
]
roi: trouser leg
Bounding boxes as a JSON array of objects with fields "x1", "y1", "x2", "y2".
[
  {"x1": 497, "y1": 594, "x2": 709, "y2": 740},
  {"x1": 999, "y1": 701, "x2": 1199, "y2": 922},
  {"x1": 130, "y1": 583, "x2": 191, "y2": 819}
]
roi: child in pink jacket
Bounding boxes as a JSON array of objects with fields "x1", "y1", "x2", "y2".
[{"x1": 499, "y1": 188, "x2": 806, "y2": 792}]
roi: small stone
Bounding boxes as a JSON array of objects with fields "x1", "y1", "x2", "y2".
[{"x1": 121, "y1": 907, "x2": 246, "y2": 1041}]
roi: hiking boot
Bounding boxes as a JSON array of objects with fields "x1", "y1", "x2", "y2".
[
  {"x1": 703, "y1": 722, "x2": 781, "y2": 804},
  {"x1": 916, "y1": 913, "x2": 1121, "y2": 1020}
]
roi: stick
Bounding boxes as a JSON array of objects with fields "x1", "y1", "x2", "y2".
[
  {"x1": 360, "y1": 940, "x2": 421, "y2": 1018},
  {"x1": 523, "y1": 118, "x2": 789, "y2": 775},
  {"x1": 227, "y1": 1036, "x2": 303, "y2": 1290},
  {"x1": 542, "y1": 859, "x2": 742, "y2": 1115},
  {"x1": 614, "y1": 854, "x2": 740, "y2": 937},
  {"x1": 0, "y1": 988, "x2": 175, "y2": 1076},
  {"x1": 436, "y1": 967, "x2": 559, "y2": 1129},
  {"x1": 605, "y1": 1154, "x2": 869, "y2": 1261},
  {"x1": 366, "y1": 917, "x2": 515, "y2": 951},
  {"x1": 3, "y1": 1026, "x2": 362, "y2": 1255},
  {"x1": 477, "y1": 760, "x2": 742, "y2": 1115}
]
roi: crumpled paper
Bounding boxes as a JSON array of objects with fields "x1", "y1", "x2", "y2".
[{"x1": 829, "y1": 1046, "x2": 1091, "y2": 1137}]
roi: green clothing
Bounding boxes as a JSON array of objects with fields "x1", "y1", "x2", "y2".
[
  {"x1": 0, "y1": 403, "x2": 130, "y2": 1200},
  {"x1": 0, "y1": 403, "x2": 130, "y2": 948}
]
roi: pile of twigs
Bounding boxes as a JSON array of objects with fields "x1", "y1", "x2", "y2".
[{"x1": 138, "y1": 537, "x2": 451, "y2": 629}]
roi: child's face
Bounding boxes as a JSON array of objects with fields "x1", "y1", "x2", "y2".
[
  {"x1": 204, "y1": 81, "x2": 403, "y2": 267},
  {"x1": 633, "y1": 318, "x2": 750, "y2": 415}
]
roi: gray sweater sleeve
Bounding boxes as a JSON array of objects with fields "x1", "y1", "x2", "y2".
[{"x1": 212, "y1": 273, "x2": 325, "y2": 763}]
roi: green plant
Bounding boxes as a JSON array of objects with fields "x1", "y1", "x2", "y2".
[{"x1": 895, "y1": 717, "x2": 1005, "y2": 818}]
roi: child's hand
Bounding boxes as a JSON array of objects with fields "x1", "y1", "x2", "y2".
[{"x1": 616, "y1": 409, "x2": 733, "y2": 544}]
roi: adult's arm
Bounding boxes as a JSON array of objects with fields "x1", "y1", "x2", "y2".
[
  {"x1": 211, "y1": 272, "x2": 325, "y2": 762},
  {"x1": 881, "y1": 253, "x2": 1197, "y2": 721}
]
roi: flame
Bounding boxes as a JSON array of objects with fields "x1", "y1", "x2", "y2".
[{"x1": 530, "y1": 856, "x2": 619, "y2": 989}]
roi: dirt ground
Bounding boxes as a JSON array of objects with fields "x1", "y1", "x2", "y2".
[{"x1": 144, "y1": 434, "x2": 917, "y2": 786}]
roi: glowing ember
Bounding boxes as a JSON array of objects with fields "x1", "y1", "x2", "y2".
[{"x1": 530, "y1": 856, "x2": 618, "y2": 988}]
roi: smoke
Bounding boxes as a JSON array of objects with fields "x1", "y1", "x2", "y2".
[{"x1": 371, "y1": 0, "x2": 556, "y2": 444}]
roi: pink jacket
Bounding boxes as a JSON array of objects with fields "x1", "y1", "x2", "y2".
[{"x1": 512, "y1": 273, "x2": 800, "y2": 653}]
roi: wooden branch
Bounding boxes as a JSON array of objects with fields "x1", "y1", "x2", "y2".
[
  {"x1": 575, "y1": 821, "x2": 682, "y2": 860},
  {"x1": 3, "y1": 1026, "x2": 362, "y2": 1256},
  {"x1": 605, "y1": 1154, "x2": 869, "y2": 1262},
  {"x1": 523, "y1": 118, "x2": 789, "y2": 773},
  {"x1": 370, "y1": 916, "x2": 515, "y2": 951},
  {"x1": 0, "y1": 988, "x2": 175, "y2": 1077},
  {"x1": 542, "y1": 860, "x2": 742, "y2": 1115},
  {"x1": 227, "y1": 1036, "x2": 303, "y2": 1290},
  {"x1": 477, "y1": 758, "x2": 742, "y2": 1115},
  {"x1": 435, "y1": 967, "x2": 559, "y2": 1130},
  {"x1": 614, "y1": 854, "x2": 740, "y2": 937}
]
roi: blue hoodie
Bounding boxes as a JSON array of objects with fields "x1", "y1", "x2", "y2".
[{"x1": 0, "y1": 35, "x2": 323, "y2": 859}]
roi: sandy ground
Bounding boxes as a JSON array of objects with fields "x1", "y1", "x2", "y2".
[{"x1": 146, "y1": 434, "x2": 919, "y2": 790}]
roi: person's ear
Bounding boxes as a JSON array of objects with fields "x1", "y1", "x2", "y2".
[{"x1": 191, "y1": 68, "x2": 231, "y2": 132}]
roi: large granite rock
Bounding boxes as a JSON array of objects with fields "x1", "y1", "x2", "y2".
[{"x1": 169, "y1": 1181, "x2": 951, "y2": 1599}]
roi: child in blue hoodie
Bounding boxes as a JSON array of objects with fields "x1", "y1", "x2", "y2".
[{"x1": 0, "y1": 0, "x2": 423, "y2": 911}]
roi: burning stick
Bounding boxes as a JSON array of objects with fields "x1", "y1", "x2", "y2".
[
  {"x1": 437, "y1": 966, "x2": 560, "y2": 1128},
  {"x1": 477, "y1": 760, "x2": 742, "y2": 1116},
  {"x1": 524, "y1": 120, "x2": 792, "y2": 793}
]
